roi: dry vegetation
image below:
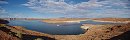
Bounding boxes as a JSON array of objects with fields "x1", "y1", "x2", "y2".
[{"x1": 0, "y1": 27, "x2": 20, "y2": 40}]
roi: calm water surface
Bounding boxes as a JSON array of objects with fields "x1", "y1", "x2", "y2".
[
  {"x1": 8, "y1": 20, "x2": 84, "y2": 35},
  {"x1": 8, "y1": 20, "x2": 120, "y2": 35}
]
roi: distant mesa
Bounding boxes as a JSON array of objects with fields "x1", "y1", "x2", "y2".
[
  {"x1": 42, "y1": 18, "x2": 87, "y2": 23},
  {"x1": 92, "y1": 18, "x2": 130, "y2": 23}
]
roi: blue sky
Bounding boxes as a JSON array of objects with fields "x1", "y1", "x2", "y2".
[{"x1": 0, "y1": 0, "x2": 130, "y2": 18}]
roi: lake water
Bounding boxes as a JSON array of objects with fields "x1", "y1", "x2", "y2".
[{"x1": 8, "y1": 20, "x2": 120, "y2": 35}]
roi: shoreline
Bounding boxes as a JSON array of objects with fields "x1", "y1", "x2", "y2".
[
  {"x1": 8, "y1": 23, "x2": 130, "y2": 40},
  {"x1": 1, "y1": 18, "x2": 130, "y2": 40},
  {"x1": 42, "y1": 19, "x2": 88, "y2": 23}
]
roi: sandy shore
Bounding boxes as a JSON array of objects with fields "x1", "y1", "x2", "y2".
[{"x1": 42, "y1": 18, "x2": 88, "y2": 23}]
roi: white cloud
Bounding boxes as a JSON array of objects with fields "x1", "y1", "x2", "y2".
[
  {"x1": 0, "y1": 8, "x2": 7, "y2": 13},
  {"x1": 0, "y1": 1, "x2": 25, "y2": 18},
  {"x1": 0, "y1": 1, "x2": 9, "y2": 18},
  {"x1": 0, "y1": 7, "x2": 10, "y2": 18},
  {"x1": 0, "y1": 1, "x2": 8, "y2": 14},
  {"x1": 23, "y1": 0, "x2": 130, "y2": 18},
  {"x1": 0, "y1": 1, "x2": 8, "y2": 4}
]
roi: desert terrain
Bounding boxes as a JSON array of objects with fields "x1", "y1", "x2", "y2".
[{"x1": 0, "y1": 18, "x2": 130, "y2": 40}]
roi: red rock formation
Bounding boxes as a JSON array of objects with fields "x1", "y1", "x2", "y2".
[{"x1": 0, "y1": 30, "x2": 20, "y2": 40}]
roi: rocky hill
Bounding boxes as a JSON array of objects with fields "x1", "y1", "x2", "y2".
[{"x1": 92, "y1": 18, "x2": 130, "y2": 23}]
